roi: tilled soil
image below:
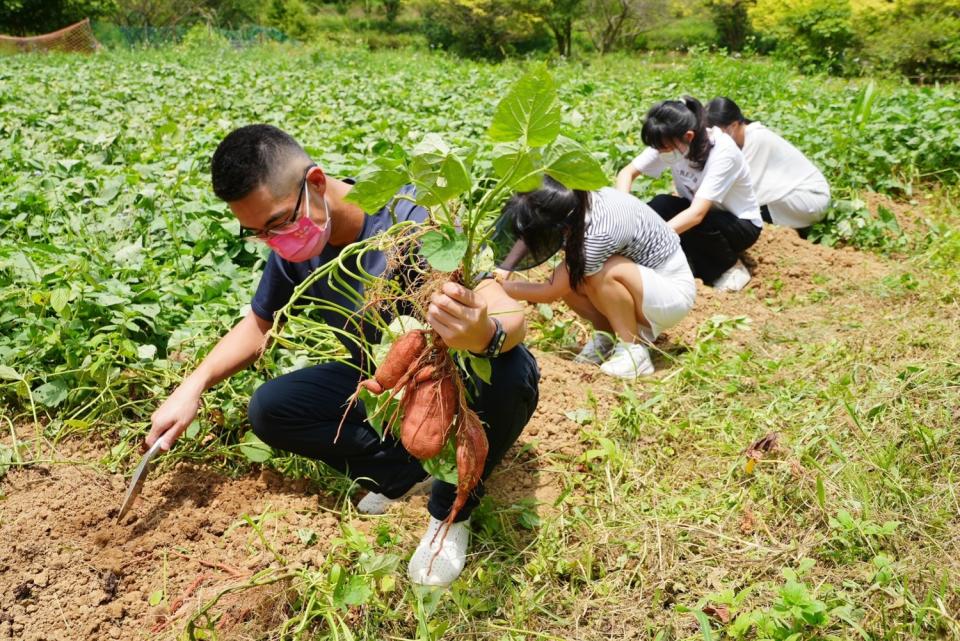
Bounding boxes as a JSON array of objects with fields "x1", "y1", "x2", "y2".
[{"x1": 0, "y1": 213, "x2": 905, "y2": 640}]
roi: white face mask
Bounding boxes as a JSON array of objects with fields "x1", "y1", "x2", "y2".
[{"x1": 658, "y1": 142, "x2": 690, "y2": 166}]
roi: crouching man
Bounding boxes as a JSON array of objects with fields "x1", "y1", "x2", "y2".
[{"x1": 146, "y1": 125, "x2": 539, "y2": 587}]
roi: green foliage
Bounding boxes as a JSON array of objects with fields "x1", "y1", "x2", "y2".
[
  {"x1": 749, "y1": 0, "x2": 857, "y2": 73},
  {"x1": 809, "y1": 199, "x2": 908, "y2": 253},
  {"x1": 264, "y1": 0, "x2": 322, "y2": 39},
  {"x1": 0, "y1": 0, "x2": 113, "y2": 35},
  {"x1": 417, "y1": 0, "x2": 554, "y2": 59},
  {"x1": 856, "y1": 0, "x2": 960, "y2": 79},
  {"x1": 703, "y1": 0, "x2": 750, "y2": 51}
]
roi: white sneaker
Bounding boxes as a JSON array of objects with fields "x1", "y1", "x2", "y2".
[
  {"x1": 407, "y1": 516, "x2": 470, "y2": 587},
  {"x1": 573, "y1": 331, "x2": 615, "y2": 365},
  {"x1": 713, "y1": 259, "x2": 752, "y2": 292},
  {"x1": 599, "y1": 342, "x2": 655, "y2": 379},
  {"x1": 357, "y1": 477, "x2": 433, "y2": 515}
]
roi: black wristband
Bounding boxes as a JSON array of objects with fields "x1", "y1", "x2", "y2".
[{"x1": 482, "y1": 317, "x2": 506, "y2": 359}]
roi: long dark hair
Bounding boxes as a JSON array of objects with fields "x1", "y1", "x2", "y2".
[
  {"x1": 641, "y1": 95, "x2": 712, "y2": 170},
  {"x1": 500, "y1": 176, "x2": 592, "y2": 290},
  {"x1": 705, "y1": 96, "x2": 753, "y2": 128}
]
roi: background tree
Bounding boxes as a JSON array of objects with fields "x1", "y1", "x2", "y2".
[
  {"x1": 0, "y1": 0, "x2": 114, "y2": 35},
  {"x1": 705, "y1": 0, "x2": 752, "y2": 51},
  {"x1": 543, "y1": 0, "x2": 583, "y2": 56},
  {"x1": 583, "y1": 0, "x2": 669, "y2": 53}
]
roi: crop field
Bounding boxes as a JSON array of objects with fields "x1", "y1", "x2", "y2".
[{"x1": 1, "y1": 43, "x2": 960, "y2": 640}]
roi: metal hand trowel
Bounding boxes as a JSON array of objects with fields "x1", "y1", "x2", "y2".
[{"x1": 117, "y1": 439, "x2": 165, "y2": 521}]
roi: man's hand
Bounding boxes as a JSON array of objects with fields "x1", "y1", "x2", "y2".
[
  {"x1": 427, "y1": 281, "x2": 495, "y2": 353},
  {"x1": 146, "y1": 378, "x2": 204, "y2": 451}
]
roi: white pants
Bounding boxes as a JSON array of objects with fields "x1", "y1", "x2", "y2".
[
  {"x1": 766, "y1": 178, "x2": 831, "y2": 229},
  {"x1": 638, "y1": 248, "x2": 696, "y2": 340}
]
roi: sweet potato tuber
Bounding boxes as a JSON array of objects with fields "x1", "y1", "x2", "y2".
[
  {"x1": 400, "y1": 371, "x2": 457, "y2": 459},
  {"x1": 446, "y1": 409, "x2": 489, "y2": 526},
  {"x1": 361, "y1": 329, "x2": 428, "y2": 394}
]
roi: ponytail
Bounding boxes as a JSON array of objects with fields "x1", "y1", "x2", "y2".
[{"x1": 641, "y1": 94, "x2": 713, "y2": 170}]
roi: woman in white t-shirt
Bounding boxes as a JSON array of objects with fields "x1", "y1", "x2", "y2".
[
  {"x1": 706, "y1": 96, "x2": 830, "y2": 237},
  {"x1": 493, "y1": 176, "x2": 695, "y2": 380},
  {"x1": 616, "y1": 96, "x2": 762, "y2": 292}
]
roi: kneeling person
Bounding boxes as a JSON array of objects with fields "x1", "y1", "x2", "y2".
[{"x1": 146, "y1": 125, "x2": 539, "y2": 588}]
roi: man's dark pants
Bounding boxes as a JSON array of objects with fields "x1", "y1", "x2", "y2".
[
  {"x1": 648, "y1": 194, "x2": 762, "y2": 285},
  {"x1": 248, "y1": 345, "x2": 540, "y2": 523}
]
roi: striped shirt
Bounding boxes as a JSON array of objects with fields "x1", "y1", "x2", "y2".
[{"x1": 583, "y1": 188, "x2": 680, "y2": 275}]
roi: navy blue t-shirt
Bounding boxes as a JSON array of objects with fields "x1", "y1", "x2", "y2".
[{"x1": 251, "y1": 184, "x2": 428, "y2": 359}]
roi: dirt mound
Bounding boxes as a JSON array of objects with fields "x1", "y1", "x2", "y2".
[{"x1": 0, "y1": 456, "x2": 335, "y2": 640}]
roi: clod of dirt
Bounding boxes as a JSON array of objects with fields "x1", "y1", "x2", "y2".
[
  {"x1": 100, "y1": 570, "x2": 121, "y2": 602},
  {"x1": 13, "y1": 582, "x2": 32, "y2": 601}
]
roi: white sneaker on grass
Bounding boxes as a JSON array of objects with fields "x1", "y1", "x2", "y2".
[
  {"x1": 713, "y1": 259, "x2": 752, "y2": 292},
  {"x1": 573, "y1": 331, "x2": 615, "y2": 365},
  {"x1": 599, "y1": 342, "x2": 655, "y2": 379},
  {"x1": 407, "y1": 516, "x2": 470, "y2": 587},
  {"x1": 357, "y1": 477, "x2": 433, "y2": 515}
]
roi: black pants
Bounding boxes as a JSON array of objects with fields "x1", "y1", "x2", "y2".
[
  {"x1": 648, "y1": 194, "x2": 762, "y2": 285},
  {"x1": 248, "y1": 345, "x2": 540, "y2": 523}
]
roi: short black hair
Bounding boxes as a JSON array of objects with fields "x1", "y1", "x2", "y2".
[
  {"x1": 210, "y1": 124, "x2": 309, "y2": 202},
  {"x1": 641, "y1": 96, "x2": 712, "y2": 170}
]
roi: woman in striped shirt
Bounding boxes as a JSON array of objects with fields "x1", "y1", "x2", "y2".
[{"x1": 495, "y1": 177, "x2": 696, "y2": 379}]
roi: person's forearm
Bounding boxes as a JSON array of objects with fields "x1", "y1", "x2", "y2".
[
  {"x1": 668, "y1": 199, "x2": 712, "y2": 234},
  {"x1": 186, "y1": 311, "x2": 272, "y2": 392},
  {"x1": 501, "y1": 280, "x2": 561, "y2": 305},
  {"x1": 616, "y1": 166, "x2": 638, "y2": 193}
]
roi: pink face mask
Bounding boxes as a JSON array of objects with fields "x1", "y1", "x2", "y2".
[{"x1": 266, "y1": 185, "x2": 332, "y2": 262}]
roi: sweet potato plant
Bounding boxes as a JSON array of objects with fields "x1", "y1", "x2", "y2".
[{"x1": 271, "y1": 66, "x2": 608, "y2": 517}]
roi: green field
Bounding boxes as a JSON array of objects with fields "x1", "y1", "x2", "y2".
[{"x1": 1, "y1": 43, "x2": 960, "y2": 640}]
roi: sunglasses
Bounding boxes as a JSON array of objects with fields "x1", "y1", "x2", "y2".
[{"x1": 238, "y1": 163, "x2": 316, "y2": 240}]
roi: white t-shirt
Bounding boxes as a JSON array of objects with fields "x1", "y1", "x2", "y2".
[
  {"x1": 631, "y1": 127, "x2": 762, "y2": 227},
  {"x1": 741, "y1": 122, "x2": 830, "y2": 206}
]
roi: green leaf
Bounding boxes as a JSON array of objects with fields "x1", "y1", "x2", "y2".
[
  {"x1": 421, "y1": 438, "x2": 458, "y2": 485},
  {"x1": 148, "y1": 589, "x2": 164, "y2": 606},
  {"x1": 297, "y1": 528, "x2": 318, "y2": 546},
  {"x1": 542, "y1": 136, "x2": 609, "y2": 190},
  {"x1": 238, "y1": 430, "x2": 273, "y2": 463},
  {"x1": 420, "y1": 229, "x2": 468, "y2": 272},
  {"x1": 0, "y1": 366, "x2": 23, "y2": 381},
  {"x1": 564, "y1": 408, "x2": 594, "y2": 425},
  {"x1": 488, "y1": 66, "x2": 561, "y2": 147},
  {"x1": 344, "y1": 157, "x2": 408, "y2": 213},
  {"x1": 34, "y1": 380, "x2": 69, "y2": 408},
  {"x1": 137, "y1": 344, "x2": 157, "y2": 361},
  {"x1": 409, "y1": 134, "x2": 471, "y2": 206},
  {"x1": 692, "y1": 610, "x2": 716, "y2": 641},
  {"x1": 0, "y1": 444, "x2": 17, "y2": 480},
  {"x1": 338, "y1": 575, "x2": 374, "y2": 607},
  {"x1": 469, "y1": 355, "x2": 492, "y2": 384},
  {"x1": 50, "y1": 288, "x2": 71, "y2": 314},
  {"x1": 185, "y1": 418, "x2": 201, "y2": 439},
  {"x1": 491, "y1": 142, "x2": 543, "y2": 192}
]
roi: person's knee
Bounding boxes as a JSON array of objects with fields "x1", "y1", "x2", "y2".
[{"x1": 247, "y1": 382, "x2": 280, "y2": 445}]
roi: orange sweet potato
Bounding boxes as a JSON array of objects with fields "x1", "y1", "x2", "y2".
[
  {"x1": 363, "y1": 329, "x2": 428, "y2": 394},
  {"x1": 446, "y1": 409, "x2": 488, "y2": 526},
  {"x1": 400, "y1": 371, "x2": 457, "y2": 459}
]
